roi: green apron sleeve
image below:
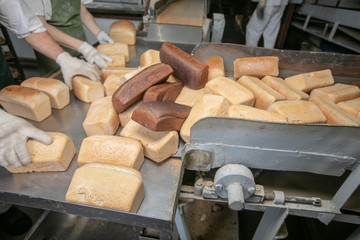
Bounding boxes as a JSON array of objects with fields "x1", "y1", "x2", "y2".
[{"x1": 0, "y1": 50, "x2": 16, "y2": 89}]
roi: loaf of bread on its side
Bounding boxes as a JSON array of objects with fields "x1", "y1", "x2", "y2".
[
  {"x1": 78, "y1": 135, "x2": 144, "y2": 170},
  {"x1": 237, "y1": 76, "x2": 285, "y2": 109},
  {"x1": 0, "y1": 85, "x2": 51, "y2": 122},
  {"x1": 180, "y1": 94, "x2": 230, "y2": 143},
  {"x1": 101, "y1": 67, "x2": 137, "y2": 82},
  {"x1": 132, "y1": 101, "x2": 191, "y2": 131},
  {"x1": 229, "y1": 105, "x2": 288, "y2": 123},
  {"x1": 262, "y1": 76, "x2": 309, "y2": 100},
  {"x1": 20, "y1": 77, "x2": 70, "y2": 109},
  {"x1": 310, "y1": 95, "x2": 360, "y2": 126},
  {"x1": 175, "y1": 86, "x2": 204, "y2": 107},
  {"x1": 65, "y1": 163, "x2": 145, "y2": 213},
  {"x1": 5, "y1": 132, "x2": 76, "y2": 173},
  {"x1": 310, "y1": 83, "x2": 360, "y2": 103},
  {"x1": 83, "y1": 96, "x2": 120, "y2": 136},
  {"x1": 204, "y1": 76, "x2": 255, "y2": 106},
  {"x1": 112, "y1": 63, "x2": 173, "y2": 113},
  {"x1": 234, "y1": 56, "x2": 279, "y2": 79},
  {"x1": 105, "y1": 54, "x2": 126, "y2": 67},
  {"x1": 140, "y1": 49, "x2": 161, "y2": 67},
  {"x1": 285, "y1": 69, "x2": 334, "y2": 93},
  {"x1": 109, "y1": 20, "x2": 136, "y2": 45},
  {"x1": 103, "y1": 75, "x2": 125, "y2": 96},
  {"x1": 143, "y1": 83, "x2": 183, "y2": 103},
  {"x1": 267, "y1": 100, "x2": 326, "y2": 124},
  {"x1": 120, "y1": 120, "x2": 179, "y2": 163},
  {"x1": 97, "y1": 42, "x2": 129, "y2": 62},
  {"x1": 337, "y1": 97, "x2": 360, "y2": 117},
  {"x1": 205, "y1": 55, "x2": 225, "y2": 82},
  {"x1": 160, "y1": 41, "x2": 208, "y2": 90},
  {"x1": 72, "y1": 76, "x2": 104, "y2": 103},
  {"x1": 119, "y1": 101, "x2": 142, "y2": 127}
]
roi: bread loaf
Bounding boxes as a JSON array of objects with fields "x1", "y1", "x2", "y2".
[
  {"x1": 101, "y1": 67, "x2": 137, "y2": 82},
  {"x1": 5, "y1": 132, "x2": 75, "y2": 173},
  {"x1": 72, "y1": 76, "x2": 104, "y2": 103},
  {"x1": 120, "y1": 120, "x2": 179, "y2": 163},
  {"x1": 349, "y1": 81, "x2": 360, "y2": 88},
  {"x1": 20, "y1": 77, "x2": 70, "y2": 109},
  {"x1": 268, "y1": 100, "x2": 326, "y2": 123},
  {"x1": 204, "y1": 76, "x2": 255, "y2": 106},
  {"x1": 238, "y1": 76, "x2": 285, "y2": 109},
  {"x1": 180, "y1": 94, "x2": 230, "y2": 143},
  {"x1": 105, "y1": 54, "x2": 126, "y2": 67},
  {"x1": 0, "y1": 85, "x2": 51, "y2": 122},
  {"x1": 83, "y1": 96, "x2": 120, "y2": 136},
  {"x1": 234, "y1": 56, "x2": 279, "y2": 79},
  {"x1": 119, "y1": 101, "x2": 142, "y2": 127},
  {"x1": 160, "y1": 42, "x2": 208, "y2": 90},
  {"x1": 143, "y1": 83, "x2": 183, "y2": 102},
  {"x1": 337, "y1": 97, "x2": 360, "y2": 117},
  {"x1": 65, "y1": 163, "x2": 144, "y2": 213},
  {"x1": 109, "y1": 20, "x2": 136, "y2": 45},
  {"x1": 310, "y1": 96, "x2": 360, "y2": 126},
  {"x1": 166, "y1": 75, "x2": 180, "y2": 83},
  {"x1": 262, "y1": 76, "x2": 309, "y2": 100},
  {"x1": 205, "y1": 55, "x2": 225, "y2": 82},
  {"x1": 78, "y1": 135, "x2": 144, "y2": 170},
  {"x1": 140, "y1": 49, "x2": 161, "y2": 67},
  {"x1": 112, "y1": 63, "x2": 173, "y2": 113},
  {"x1": 103, "y1": 75, "x2": 124, "y2": 96},
  {"x1": 132, "y1": 102, "x2": 191, "y2": 131},
  {"x1": 229, "y1": 105, "x2": 288, "y2": 122},
  {"x1": 310, "y1": 83, "x2": 360, "y2": 103},
  {"x1": 97, "y1": 43, "x2": 129, "y2": 62},
  {"x1": 175, "y1": 86, "x2": 204, "y2": 107},
  {"x1": 285, "y1": 69, "x2": 334, "y2": 93}
]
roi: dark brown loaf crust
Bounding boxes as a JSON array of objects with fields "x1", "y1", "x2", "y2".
[
  {"x1": 112, "y1": 63, "x2": 173, "y2": 113},
  {"x1": 143, "y1": 83, "x2": 183, "y2": 102},
  {"x1": 132, "y1": 101, "x2": 191, "y2": 131},
  {"x1": 159, "y1": 42, "x2": 208, "y2": 90}
]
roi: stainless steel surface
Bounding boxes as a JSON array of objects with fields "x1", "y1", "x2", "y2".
[{"x1": 85, "y1": 2, "x2": 145, "y2": 15}]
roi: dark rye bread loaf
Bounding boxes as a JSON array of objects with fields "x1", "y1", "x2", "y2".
[
  {"x1": 112, "y1": 63, "x2": 173, "y2": 113},
  {"x1": 159, "y1": 42, "x2": 208, "y2": 90},
  {"x1": 143, "y1": 82, "x2": 183, "y2": 102},
  {"x1": 132, "y1": 101, "x2": 191, "y2": 131}
]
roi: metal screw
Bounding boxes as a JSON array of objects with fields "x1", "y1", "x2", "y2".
[{"x1": 215, "y1": 184, "x2": 223, "y2": 192}]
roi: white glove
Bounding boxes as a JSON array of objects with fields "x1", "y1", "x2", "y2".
[
  {"x1": 0, "y1": 109, "x2": 53, "y2": 168},
  {"x1": 96, "y1": 30, "x2": 115, "y2": 44},
  {"x1": 56, "y1": 52, "x2": 100, "y2": 90},
  {"x1": 77, "y1": 42, "x2": 113, "y2": 69}
]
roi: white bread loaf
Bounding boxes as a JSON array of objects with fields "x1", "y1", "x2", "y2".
[
  {"x1": 234, "y1": 56, "x2": 279, "y2": 78},
  {"x1": 20, "y1": 77, "x2": 70, "y2": 109},
  {"x1": 119, "y1": 101, "x2": 142, "y2": 127},
  {"x1": 337, "y1": 97, "x2": 360, "y2": 117},
  {"x1": 120, "y1": 120, "x2": 178, "y2": 163},
  {"x1": 105, "y1": 54, "x2": 126, "y2": 67},
  {"x1": 140, "y1": 49, "x2": 161, "y2": 67},
  {"x1": 5, "y1": 132, "x2": 75, "y2": 173},
  {"x1": 310, "y1": 83, "x2": 360, "y2": 103},
  {"x1": 204, "y1": 55, "x2": 225, "y2": 82},
  {"x1": 268, "y1": 100, "x2": 326, "y2": 123},
  {"x1": 237, "y1": 76, "x2": 285, "y2": 109},
  {"x1": 83, "y1": 96, "x2": 120, "y2": 136},
  {"x1": 285, "y1": 69, "x2": 334, "y2": 93},
  {"x1": 72, "y1": 76, "x2": 104, "y2": 103},
  {"x1": 262, "y1": 76, "x2": 309, "y2": 100},
  {"x1": 103, "y1": 75, "x2": 126, "y2": 96},
  {"x1": 65, "y1": 163, "x2": 144, "y2": 213},
  {"x1": 78, "y1": 135, "x2": 144, "y2": 170},
  {"x1": 109, "y1": 20, "x2": 136, "y2": 45},
  {"x1": 0, "y1": 85, "x2": 51, "y2": 122},
  {"x1": 229, "y1": 105, "x2": 288, "y2": 122},
  {"x1": 204, "y1": 76, "x2": 255, "y2": 106},
  {"x1": 97, "y1": 43, "x2": 130, "y2": 62},
  {"x1": 166, "y1": 75, "x2": 180, "y2": 83},
  {"x1": 101, "y1": 67, "x2": 137, "y2": 82},
  {"x1": 175, "y1": 86, "x2": 204, "y2": 107},
  {"x1": 310, "y1": 96, "x2": 360, "y2": 126},
  {"x1": 180, "y1": 94, "x2": 230, "y2": 143},
  {"x1": 358, "y1": 112, "x2": 360, "y2": 119}
]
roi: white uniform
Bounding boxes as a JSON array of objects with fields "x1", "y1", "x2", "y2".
[
  {"x1": 0, "y1": 0, "x2": 46, "y2": 38},
  {"x1": 246, "y1": 0, "x2": 289, "y2": 49}
]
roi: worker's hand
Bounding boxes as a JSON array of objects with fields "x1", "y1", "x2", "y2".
[
  {"x1": 78, "y1": 42, "x2": 113, "y2": 69},
  {"x1": 256, "y1": 0, "x2": 266, "y2": 19},
  {"x1": 0, "y1": 110, "x2": 53, "y2": 168},
  {"x1": 56, "y1": 52, "x2": 100, "y2": 90},
  {"x1": 96, "y1": 30, "x2": 115, "y2": 44}
]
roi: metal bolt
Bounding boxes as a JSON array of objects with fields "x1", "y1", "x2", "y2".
[
  {"x1": 247, "y1": 187, "x2": 255, "y2": 195},
  {"x1": 215, "y1": 184, "x2": 223, "y2": 192}
]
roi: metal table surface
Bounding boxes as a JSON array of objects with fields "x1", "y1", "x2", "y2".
[{"x1": 0, "y1": 38, "x2": 195, "y2": 239}]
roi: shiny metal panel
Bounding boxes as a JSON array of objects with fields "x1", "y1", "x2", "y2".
[{"x1": 147, "y1": 23, "x2": 202, "y2": 44}]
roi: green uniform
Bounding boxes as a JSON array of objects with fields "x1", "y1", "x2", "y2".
[
  {"x1": 0, "y1": 50, "x2": 16, "y2": 89},
  {"x1": 35, "y1": 0, "x2": 86, "y2": 76}
]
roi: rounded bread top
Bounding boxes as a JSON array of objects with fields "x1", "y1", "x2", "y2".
[{"x1": 110, "y1": 20, "x2": 135, "y2": 33}]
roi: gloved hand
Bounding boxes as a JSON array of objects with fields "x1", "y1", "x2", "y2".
[
  {"x1": 77, "y1": 42, "x2": 113, "y2": 69},
  {"x1": 56, "y1": 52, "x2": 100, "y2": 90},
  {"x1": 96, "y1": 30, "x2": 115, "y2": 44},
  {"x1": 256, "y1": 0, "x2": 266, "y2": 19},
  {"x1": 0, "y1": 109, "x2": 53, "y2": 168}
]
